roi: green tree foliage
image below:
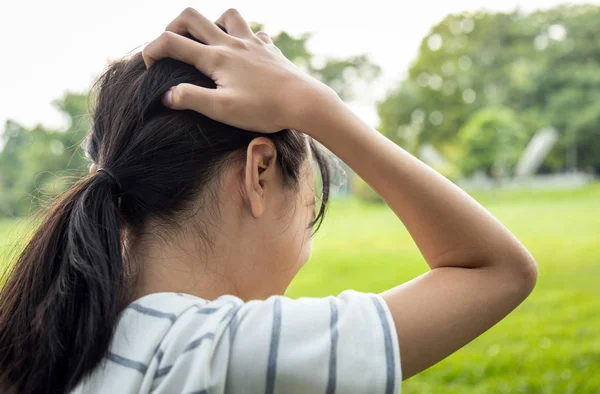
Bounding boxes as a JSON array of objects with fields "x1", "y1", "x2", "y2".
[
  {"x1": 458, "y1": 107, "x2": 527, "y2": 177},
  {"x1": 0, "y1": 93, "x2": 90, "y2": 216},
  {"x1": 378, "y1": 4, "x2": 600, "y2": 175},
  {"x1": 351, "y1": 176, "x2": 382, "y2": 204},
  {"x1": 0, "y1": 28, "x2": 379, "y2": 217}
]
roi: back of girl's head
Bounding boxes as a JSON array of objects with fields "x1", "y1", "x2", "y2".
[
  {"x1": 0, "y1": 45, "x2": 330, "y2": 394},
  {"x1": 89, "y1": 50, "x2": 328, "y2": 229}
]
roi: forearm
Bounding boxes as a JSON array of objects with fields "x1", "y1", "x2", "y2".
[{"x1": 296, "y1": 92, "x2": 534, "y2": 272}]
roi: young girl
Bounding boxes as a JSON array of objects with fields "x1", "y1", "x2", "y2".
[{"x1": 0, "y1": 7, "x2": 537, "y2": 394}]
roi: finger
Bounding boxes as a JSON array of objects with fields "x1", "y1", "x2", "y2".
[
  {"x1": 255, "y1": 31, "x2": 273, "y2": 44},
  {"x1": 163, "y1": 83, "x2": 231, "y2": 120},
  {"x1": 215, "y1": 8, "x2": 254, "y2": 39},
  {"x1": 165, "y1": 7, "x2": 229, "y2": 45},
  {"x1": 142, "y1": 31, "x2": 217, "y2": 73}
]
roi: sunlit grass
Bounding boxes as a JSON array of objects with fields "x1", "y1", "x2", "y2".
[
  {"x1": 287, "y1": 182, "x2": 600, "y2": 393},
  {"x1": 1, "y1": 183, "x2": 599, "y2": 393},
  {"x1": 0, "y1": 217, "x2": 33, "y2": 278}
]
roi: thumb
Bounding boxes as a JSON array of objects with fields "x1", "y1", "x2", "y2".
[{"x1": 163, "y1": 83, "x2": 229, "y2": 120}]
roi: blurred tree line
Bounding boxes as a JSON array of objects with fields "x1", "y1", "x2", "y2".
[
  {"x1": 0, "y1": 24, "x2": 380, "y2": 216},
  {"x1": 0, "y1": 94, "x2": 91, "y2": 216},
  {"x1": 379, "y1": 4, "x2": 600, "y2": 179},
  {"x1": 2, "y1": 4, "x2": 600, "y2": 216}
]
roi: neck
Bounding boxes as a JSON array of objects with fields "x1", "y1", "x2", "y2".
[
  {"x1": 128, "y1": 230, "x2": 236, "y2": 302},
  {"x1": 126, "y1": 219, "x2": 288, "y2": 303}
]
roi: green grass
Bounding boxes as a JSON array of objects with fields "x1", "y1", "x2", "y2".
[
  {"x1": 1, "y1": 184, "x2": 599, "y2": 393},
  {"x1": 0, "y1": 217, "x2": 33, "y2": 273},
  {"x1": 286, "y1": 183, "x2": 600, "y2": 394}
]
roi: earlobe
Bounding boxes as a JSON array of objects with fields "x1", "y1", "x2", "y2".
[{"x1": 243, "y1": 137, "x2": 277, "y2": 218}]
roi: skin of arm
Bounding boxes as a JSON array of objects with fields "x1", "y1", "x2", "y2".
[
  {"x1": 142, "y1": 7, "x2": 538, "y2": 379},
  {"x1": 292, "y1": 89, "x2": 538, "y2": 378}
]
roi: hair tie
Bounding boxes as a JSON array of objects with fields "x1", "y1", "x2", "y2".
[{"x1": 97, "y1": 167, "x2": 124, "y2": 199}]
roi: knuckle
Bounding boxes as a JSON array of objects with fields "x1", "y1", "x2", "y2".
[
  {"x1": 255, "y1": 31, "x2": 271, "y2": 43},
  {"x1": 215, "y1": 94, "x2": 233, "y2": 115},
  {"x1": 158, "y1": 30, "x2": 175, "y2": 44},
  {"x1": 224, "y1": 8, "x2": 241, "y2": 17},
  {"x1": 141, "y1": 46, "x2": 151, "y2": 60},
  {"x1": 181, "y1": 7, "x2": 198, "y2": 19},
  {"x1": 230, "y1": 38, "x2": 249, "y2": 50},
  {"x1": 211, "y1": 47, "x2": 234, "y2": 67},
  {"x1": 142, "y1": 31, "x2": 176, "y2": 64},
  {"x1": 171, "y1": 85, "x2": 189, "y2": 107},
  {"x1": 209, "y1": 48, "x2": 226, "y2": 68},
  {"x1": 154, "y1": 31, "x2": 174, "y2": 52}
]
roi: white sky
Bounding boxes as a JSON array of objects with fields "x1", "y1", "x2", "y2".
[{"x1": 0, "y1": 0, "x2": 594, "y2": 130}]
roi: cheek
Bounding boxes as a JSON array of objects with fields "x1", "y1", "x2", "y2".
[
  {"x1": 280, "y1": 192, "x2": 314, "y2": 270},
  {"x1": 289, "y1": 202, "x2": 313, "y2": 261},
  {"x1": 297, "y1": 194, "x2": 316, "y2": 266},
  {"x1": 299, "y1": 235, "x2": 312, "y2": 266},
  {"x1": 268, "y1": 171, "x2": 315, "y2": 277}
]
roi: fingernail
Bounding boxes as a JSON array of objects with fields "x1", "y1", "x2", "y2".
[{"x1": 162, "y1": 88, "x2": 173, "y2": 107}]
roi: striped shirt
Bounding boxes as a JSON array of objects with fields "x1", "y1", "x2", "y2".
[{"x1": 71, "y1": 290, "x2": 401, "y2": 394}]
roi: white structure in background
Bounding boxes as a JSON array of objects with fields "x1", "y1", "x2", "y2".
[
  {"x1": 419, "y1": 144, "x2": 449, "y2": 169},
  {"x1": 515, "y1": 127, "x2": 559, "y2": 177},
  {"x1": 458, "y1": 126, "x2": 594, "y2": 191}
]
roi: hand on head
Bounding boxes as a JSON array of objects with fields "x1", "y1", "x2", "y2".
[{"x1": 142, "y1": 7, "x2": 334, "y2": 134}]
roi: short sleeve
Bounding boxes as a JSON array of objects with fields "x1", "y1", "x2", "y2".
[{"x1": 223, "y1": 290, "x2": 401, "y2": 394}]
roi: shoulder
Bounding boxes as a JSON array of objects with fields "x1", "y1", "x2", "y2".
[
  {"x1": 94, "y1": 291, "x2": 400, "y2": 394},
  {"x1": 72, "y1": 292, "x2": 243, "y2": 393}
]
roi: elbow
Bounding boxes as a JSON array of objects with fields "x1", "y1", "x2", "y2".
[
  {"x1": 518, "y1": 253, "x2": 538, "y2": 296},
  {"x1": 501, "y1": 247, "x2": 538, "y2": 300}
]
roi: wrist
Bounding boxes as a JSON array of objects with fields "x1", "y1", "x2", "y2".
[{"x1": 285, "y1": 78, "x2": 342, "y2": 135}]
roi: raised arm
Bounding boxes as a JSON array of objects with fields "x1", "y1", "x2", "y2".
[
  {"x1": 294, "y1": 90, "x2": 538, "y2": 378},
  {"x1": 142, "y1": 7, "x2": 538, "y2": 380}
]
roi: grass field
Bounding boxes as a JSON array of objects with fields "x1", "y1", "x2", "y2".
[{"x1": 1, "y1": 184, "x2": 599, "y2": 393}]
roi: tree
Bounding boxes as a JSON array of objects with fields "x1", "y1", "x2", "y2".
[
  {"x1": 0, "y1": 28, "x2": 380, "y2": 216},
  {"x1": 457, "y1": 107, "x2": 527, "y2": 178},
  {"x1": 378, "y1": 5, "x2": 600, "y2": 174},
  {"x1": 0, "y1": 93, "x2": 89, "y2": 216}
]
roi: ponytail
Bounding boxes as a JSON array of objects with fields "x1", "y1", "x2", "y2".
[
  {"x1": 0, "y1": 172, "x2": 125, "y2": 394},
  {"x1": 0, "y1": 48, "x2": 332, "y2": 394}
]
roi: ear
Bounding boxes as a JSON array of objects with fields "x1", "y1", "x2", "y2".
[
  {"x1": 243, "y1": 137, "x2": 278, "y2": 218},
  {"x1": 89, "y1": 163, "x2": 98, "y2": 175}
]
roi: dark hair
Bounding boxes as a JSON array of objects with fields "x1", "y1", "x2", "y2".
[{"x1": 0, "y1": 46, "x2": 330, "y2": 393}]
